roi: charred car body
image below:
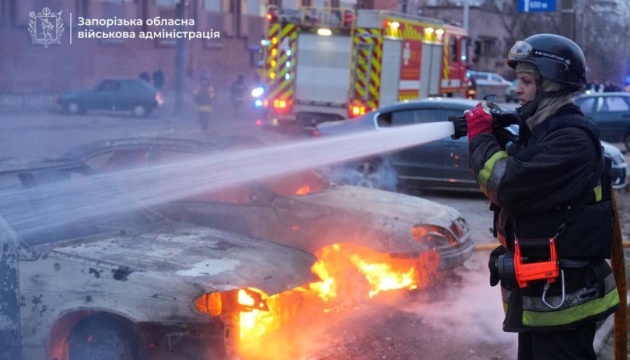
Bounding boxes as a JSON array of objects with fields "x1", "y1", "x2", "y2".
[
  {"x1": 62, "y1": 137, "x2": 474, "y2": 277},
  {"x1": 0, "y1": 157, "x2": 317, "y2": 360}
]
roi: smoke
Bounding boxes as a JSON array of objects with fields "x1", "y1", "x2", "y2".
[{"x1": 400, "y1": 252, "x2": 518, "y2": 352}]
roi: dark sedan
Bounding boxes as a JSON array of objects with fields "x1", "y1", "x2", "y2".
[
  {"x1": 57, "y1": 78, "x2": 163, "y2": 117},
  {"x1": 574, "y1": 92, "x2": 630, "y2": 151},
  {"x1": 314, "y1": 97, "x2": 628, "y2": 192}
]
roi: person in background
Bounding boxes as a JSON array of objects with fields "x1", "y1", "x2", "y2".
[
  {"x1": 229, "y1": 74, "x2": 246, "y2": 112},
  {"x1": 464, "y1": 33, "x2": 620, "y2": 360},
  {"x1": 139, "y1": 71, "x2": 150, "y2": 83},
  {"x1": 153, "y1": 69, "x2": 165, "y2": 90},
  {"x1": 193, "y1": 76, "x2": 215, "y2": 132}
]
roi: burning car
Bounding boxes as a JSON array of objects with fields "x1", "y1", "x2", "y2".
[
  {"x1": 62, "y1": 137, "x2": 475, "y2": 302},
  {"x1": 0, "y1": 157, "x2": 317, "y2": 360}
]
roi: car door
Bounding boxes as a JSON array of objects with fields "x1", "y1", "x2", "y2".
[
  {"x1": 440, "y1": 106, "x2": 477, "y2": 186},
  {"x1": 379, "y1": 107, "x2": 446, "y2": 186},
  {"x1": 90, "y1": 80, "x2": 121, "y2": 110},
  {"x1": 591, "y1": 95, "x2": 630, "y2": 143}
]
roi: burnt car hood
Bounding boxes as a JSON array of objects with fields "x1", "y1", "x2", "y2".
[
  {"x1": 291, "y1": 185, "x2": 461, "y2": 228},
  {"x1": 46, "y1": 222, "x2": 318, "y2": 296}
]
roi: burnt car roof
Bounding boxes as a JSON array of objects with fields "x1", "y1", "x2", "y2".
[
  {"x1": 61, "y1": 136, "x2": 260, "y2": 161},
  {"x1": 0, "y1": 157, "x2": 85, "y2": 174},
  {"x1": 0, "y1": 155, "x2": 318, "y2": 295}
]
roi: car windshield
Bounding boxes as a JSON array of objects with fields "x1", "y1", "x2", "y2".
[
  {"x1": 261, "y1": 170, "x2": 330, "y2": 196},
  {"x1": 0, "y1": 165, "x2": 153, "y2": 245}
]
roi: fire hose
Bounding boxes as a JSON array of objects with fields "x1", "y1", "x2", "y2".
[
  {"x1": 610, "y1": 191, "x2": 627, "y2": 360},
  {"x1": 449, "y1": 99, "x2": 627, "y2": 358}
]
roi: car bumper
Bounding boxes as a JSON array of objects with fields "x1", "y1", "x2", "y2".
[
  {"x1": 437, "y1": 237, "x2": 475, "y2": 270},
  {"x1": 611, "y1": 165, "x2": 627, "y2": 190}
]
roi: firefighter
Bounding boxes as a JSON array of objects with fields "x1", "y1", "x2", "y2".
[
  {"x1": 194, "y1": 76, "x2": 215, "y2": 132},
  {"x1": 464, "y1": 34, "x2": 620, "y2": 359}
]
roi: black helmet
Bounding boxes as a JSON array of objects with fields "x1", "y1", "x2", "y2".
[{"x1": 506, "y1": 34, "x2": 586, "y2": 91}]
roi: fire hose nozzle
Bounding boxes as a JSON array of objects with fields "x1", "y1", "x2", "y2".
[
  {"x1": 449, "y1": 115, "x2": 468, "y2": 140},
  {"x1": 448, "y1": 106, "x2": 523, "y2": 141}
]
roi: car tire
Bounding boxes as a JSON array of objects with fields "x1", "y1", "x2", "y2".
[
  {"x1": 132, "y1": 105, "x2": 150, "y2": 118},
  {"x1": 69, "y1": 314, "x2": 147, "y2": 360},
  {"x1": 65, "y1": 102, "x2": 85, "y2": 114}
]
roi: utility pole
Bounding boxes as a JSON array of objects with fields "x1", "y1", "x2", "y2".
[
  {"x1": 174, "y1": 0, "x2": 187, "y2": 115},
  {"x1": 463, "y1": 0, "x2": 469, "y2": 33},
  {"x1": 559, "y1": 0, "x2": 575, "y2": 41}
]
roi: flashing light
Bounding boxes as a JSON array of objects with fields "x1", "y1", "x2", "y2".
[
  {"x1": 272, "y1": 37, "x2": 278, "y2": 45},
  {"x1": 435, "y1": 29, "x2": 444, "y2": 36},
  {"x1": 274, "y1": 99, "x2": 288, "y2": 109},
  {"x1": 263, "y1": 99, "x2": 269, "y2": 108},
  {"x1": 285, "y1": 73, "x2": 291, "y2": 80},
  {"x1": 389, "y1": 21, "x2": 400, "y2": 29},
  {"x1": 260, "y1": 39, "x2": 270, "y2": 46},
  {"x1": 271, "y1": 60, "x2": 277, "y2": 67},
  {"x1": 425, "y1": 27, "x2": 434, "y2": 34},
  {"x1": 350, "y1": 105, "x2": 366, "y2": 117},
  {"x1": 285, "y1": 61, "x2": 291, "y2": 68},
  {"x1": 286, "y1": 49, "x2": 292, "y2": 56},
  {"x1": 251, "y1": 87, "x2": 265, "y2": 98},
  {"x1": 269, "y1": 72, "x2": 276, "y2": 79},
  {"x1": 271, "y1": 48, "x2": 277, "y2": 56},
  {"x1": 254, "y1": 99, "x2": 263, "y2": 107},
  {"x1": 317, "y1": 28, "x2": 332, "y2": 36}
]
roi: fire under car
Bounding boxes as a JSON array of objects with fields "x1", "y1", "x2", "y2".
[
  {"x1": 0, "y1": 157, "x2": 318, "y2": 360},
  {"x1": 62, "y1": 137, "x2": 475, "y2": 299}
]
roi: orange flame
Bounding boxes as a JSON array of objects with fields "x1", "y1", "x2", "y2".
[
  {"x1": 237, "y1": 244, "x2": 440, "y2": 357},
  {"x1": 295, "y1": 185, "x2": 311, "y2": 195}
]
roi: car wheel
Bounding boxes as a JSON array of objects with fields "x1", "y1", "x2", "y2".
[
  {"x1": 69, "y1": 314, "x2": 147, "y2": 360},
  {"x1": 132, "y1": 105, "x2": 150, "y2": 118},
  {"x1": 625, "y1": 134, "x2": 630, "y2": 153},
  {"x1": 345, "y1": 160, "x2": 397, "y2": 191},
  {"x1": 65, "y1": 102, "x2": 84, "y2": 114}
]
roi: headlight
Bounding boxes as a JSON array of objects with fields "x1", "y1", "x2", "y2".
[{"x1": 412, "y1": 225, "x2": 458, "y2": 249}]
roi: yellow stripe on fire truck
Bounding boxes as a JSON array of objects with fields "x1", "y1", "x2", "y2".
[
  {"x1": 352, "y1": 28, "x2": 381, "y2": 110},
  {"x1": 266, "y1": 23, "x2": 298, "y2": 103}
]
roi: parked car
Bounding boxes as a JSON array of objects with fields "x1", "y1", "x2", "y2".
[
  {"x1": 57, "y1": 78, "x2": 163, "y2": 117},
  {"x1": 61, "y1": 137, "x2": 475, "y2": 276},
  {"x1": 467, "y1": 71, "x2": 513, "y2": 102},
  {"x1": 313, "y1": 97, "x2": 628, "y2": 191},
  {"x1": 0, "y1": 157, "x2": 317, "y2": 360},
  {"x1": 574, "y1": 92, "x2": 630, "y2": 152},
  {"x1": 504, "y1": 79, "x2": 519, "y2": 103}
]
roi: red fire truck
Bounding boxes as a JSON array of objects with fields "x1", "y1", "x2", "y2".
[{"x1": 261, "y1": 6, "x2": 470, "y2": 127}]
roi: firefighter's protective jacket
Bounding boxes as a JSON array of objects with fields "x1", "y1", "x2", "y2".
[
  {"x1": 194, "y1": 84, "x2": 215, "y2": 112},
  {"x1": 469, "y1": 104, "x2": 620, "y2": 332}
]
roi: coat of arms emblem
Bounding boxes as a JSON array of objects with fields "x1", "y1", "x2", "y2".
[{"x1": 28, "y1": 8, "x2": 64, "y2": 48}]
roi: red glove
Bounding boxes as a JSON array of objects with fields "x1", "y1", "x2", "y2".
[{"x1": 464, "y1": 102, "x2": 493, "y2": 142}]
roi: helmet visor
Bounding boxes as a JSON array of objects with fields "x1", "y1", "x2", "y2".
[{"x1": 508, "y1": 41, "x2": 533, "y2": 60}]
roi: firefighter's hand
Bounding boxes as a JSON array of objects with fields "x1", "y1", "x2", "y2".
[
  {"x1": 488, "y1": 245, "x2": 507, "y2": 287},
  {"x1": 464, "y1": 102, "x2": 493, "y2": 142}
]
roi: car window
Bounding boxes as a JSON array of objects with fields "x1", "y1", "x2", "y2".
[
  {"x1": 261, "y1": 170, "x2": 328, "y2": 196},
  {"x1": 97, "y1": 80, "x2": 121, "y2": 91},
  {"x1": 576, "y1": 97, "x2": 596, "y2": 113},
  {"x1": 390, "y1": 110, "x2": 416, "y2": 126},
  {"x1": 598, "y1": 96, "x2": 630, "y2": 112}
]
